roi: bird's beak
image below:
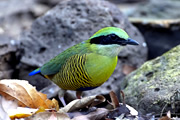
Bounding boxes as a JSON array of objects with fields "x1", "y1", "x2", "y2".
[{"x1": 126, "y1": 38, "x2": 139, "y2": 45}]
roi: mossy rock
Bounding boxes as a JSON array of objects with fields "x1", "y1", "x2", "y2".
[{"x1": 122, "y1": 44, "x2": 180, "y2": 114}]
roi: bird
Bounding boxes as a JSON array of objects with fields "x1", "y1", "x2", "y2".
[{"x1": 29, "y1": 27, "x2": 139, "y2": 105}]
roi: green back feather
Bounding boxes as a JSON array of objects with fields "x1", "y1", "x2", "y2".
[{"x1": 40, "y1": 42, "x2": 91, "y2": 75}]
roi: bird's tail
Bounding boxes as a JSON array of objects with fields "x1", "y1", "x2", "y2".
[{"x1": 29, "y1": 68, "x2": 40, "y2": 76}]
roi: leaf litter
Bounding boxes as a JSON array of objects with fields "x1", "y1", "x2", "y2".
[{"x1": 0, "y1": 79, "x2": 140, "y2": 120}]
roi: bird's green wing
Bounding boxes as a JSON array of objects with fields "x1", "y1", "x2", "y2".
[{"x1": 40, "y1": 42, "x2": 90, "y2": 75}]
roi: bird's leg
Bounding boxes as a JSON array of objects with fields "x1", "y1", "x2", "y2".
[
  {"x1": 58, "y1": 89, "x2": 67, "y2": 106},
  {"x1": 76, "y1": 91, "x2": 83, "y2": 99}
]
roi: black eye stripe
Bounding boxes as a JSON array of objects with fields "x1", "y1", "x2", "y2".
[{"x1": 90, "y1": 33, "x2": 126, "y2": 45}]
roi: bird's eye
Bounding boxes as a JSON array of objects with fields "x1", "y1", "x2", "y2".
[{"x1": 111, "y1": 34, "x2": 117, "y2": 40}]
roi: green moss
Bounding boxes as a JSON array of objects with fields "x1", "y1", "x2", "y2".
[{"x1": 122, "y1": 45, "x2": 180, "y2": 113}]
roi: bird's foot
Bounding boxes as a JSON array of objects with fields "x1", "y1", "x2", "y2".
[
  {"x1": 58, "y1": 89, "x2": 67, "y2": 106},
  {"x1": 76, "y1": 91, "x2": 83, "y2": 99}
]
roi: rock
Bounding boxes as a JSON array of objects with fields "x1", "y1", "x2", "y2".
[
  {"x1": 0, "y1": 0, "x2": 34, "y2": 38},
  {"x1": 117, "y1": 0, "x2": 180, "y2": 59},
  {"x1": 130, "y1": 18, "x2": 180, "y2": 59},
  {"x1": 127, "y1": 0, "x2": 180, "y2": 19},
  {"x1": 0, "y1": 35, "x2": 19, "y2": 79},
  {"x1": 19, "y1": 0, "x2": 147, "y2": 95},
  {"x1": 0, "y1": 0, "x2": 49, "y2": 38},
  {"x1": 122, "y1": 45, "x2": 180, "y2": 114},
  {"x1": 109, "y1": 0, "x2": 148, "y2": 4}
]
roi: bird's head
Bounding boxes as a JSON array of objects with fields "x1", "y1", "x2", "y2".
[
  {"x1": 86, "y1": 27, "x2": 139, "y2": 56},
  {"x1": 89, "y1": 27, "x2": 139, "y2": 46}
]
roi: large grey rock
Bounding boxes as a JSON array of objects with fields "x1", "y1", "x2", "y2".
[
  {"x1": 0, "y1": 0, "x2": 49, "y2": 38},
  {"x1": 122, "y1": 45, "x2": 180, "y2": 114},
  {"x1": 19, "y1": 0, "x2": 147, "y2": 94},
  {"x1": 0, "y1": 35, "x2": 18, "y2": 79}
]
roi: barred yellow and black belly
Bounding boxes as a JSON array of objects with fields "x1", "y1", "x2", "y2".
[{"x1": 50, "y1": 54, "x2": 93, "y2": 91}]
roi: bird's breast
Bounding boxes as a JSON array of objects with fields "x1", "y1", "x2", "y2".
[{"x1": 85, "y1": 53, "x2": 117, "y2": 87}]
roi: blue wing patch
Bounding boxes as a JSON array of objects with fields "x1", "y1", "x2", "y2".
[{"x1": 29, "y1": 68, "x2": 41, "y2": 76}]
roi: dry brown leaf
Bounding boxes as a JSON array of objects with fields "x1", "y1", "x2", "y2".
[
  {"x1": 34, "y1": 106, "x2": 46, "y2": 114},
  {"x1": 109, "y1": 91, "x2": 119, "y2": 109},
  {"x1": 0, "y1": 79, "x2": 59, "y2": 109},
  {"x1": 52, "y1": 98, "x2": 59, "y2": 111},
  {"x1": 72, "y1": 108, "x2": 108, "y2": 120},
  {"x1": 107, "y1": 91, "x2": 138, "y2": 119},
  {"x1": 159, "y1": 111, "x2": 171, "y2": 120},
  {"x1": 60, "y1": 95, "x2": 105, "y2": 113},
  {"x1": 26, "y1": 111, "x2": 70, "y2": 120},
  {"x1": 122, "y1": 65, "x2": 136, "y2": 75}
]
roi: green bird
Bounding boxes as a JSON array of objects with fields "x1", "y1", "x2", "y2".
[{"x1": 29, "y1": 27, "x2": 138, "y2": 100}]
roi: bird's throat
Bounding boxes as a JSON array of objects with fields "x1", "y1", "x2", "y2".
[{"x1": 94, "y1": 44, "x2": 123, "y2": 57}]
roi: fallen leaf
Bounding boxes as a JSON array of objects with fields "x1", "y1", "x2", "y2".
[
  {"x1": 9, "y1": 106, "x2": 56, "y2": 119},
  {"x1": 123, "y1": 104, "x2": 138, "y2": 116},
  {"x1": 122, "y1": 65, "x2": 136, "y2": 75},
  {"x1": 159, "y1": 111, "x2": 171, "y2": 120},
  {"x1": 10, "y1": 113, "x2": 31, "y2": 120},
  {"x1": 27, "y1": 111, "x2": 70, "y2": 120},
  {"x1": 107, "y1": 105, "x2": 130, "y2": 119},
  {"x1": 0, "y1": 79, "x2": 59, "y2": 109},
  {"x1": 60, "y1": 95, "x2": 105, "y2": 113},
  {"x1": 0, "y1": 96, "x2": 36, "y2": 120},
  {"x1": 109, "y1": 91, "x2": 119, "y2": 109},
  {"x1": 107, "y1": 91, "x2": 138, "y2": 119},
  {"x1": 9, "y1": 106, "x2": 55, "y2": 120},
  {"x1": 52, "y1": 98, "x2": 59, "y2": 111},
  {"x1": 72, "y1": 108, "x2": 108, "y2": 120},
  {"x1": 34, "y1": 106, "x2": 46, "y2": 114}
]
